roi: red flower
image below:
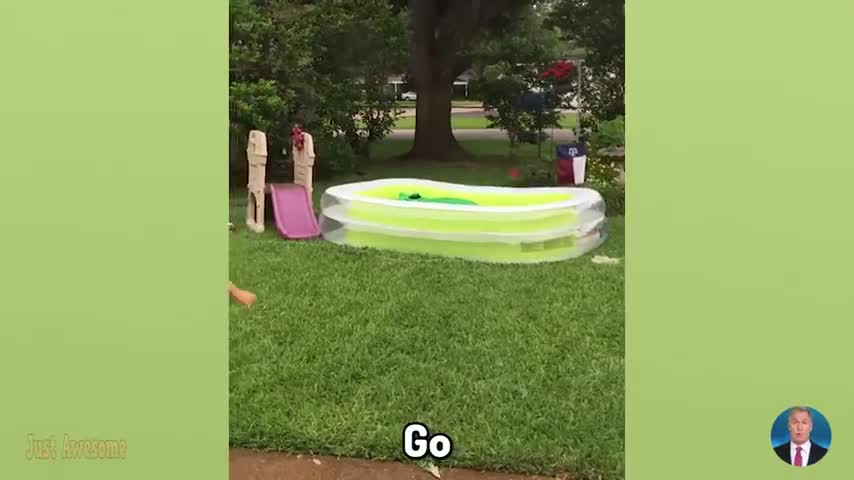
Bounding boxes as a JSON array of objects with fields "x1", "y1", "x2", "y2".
[
  {"x1": 292, "y1": 126, "x2": 305, "y2": 151},
  {"x1": 542, "y1": 60, "x2": 575, "y2": 80},
  {"x1": 509, "y1": 168, "x2": 520, "y2": 179}
]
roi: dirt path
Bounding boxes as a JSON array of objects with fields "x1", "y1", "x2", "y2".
[{"x1": 230, "y1": 449, "x2": 560, "y2": 480}]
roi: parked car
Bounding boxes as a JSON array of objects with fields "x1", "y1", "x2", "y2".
[{"x1": 400, "y1": 91, "x2": 417, "y2": 100}]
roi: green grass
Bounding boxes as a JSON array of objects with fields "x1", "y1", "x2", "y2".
[
  {"x1": 370, "y1": 137, "x2": 561, "y2": 165},
  {"x1": 392, "y1": 113, "x2": 577, "y2": 130},
  {"x1": 229, "y1": 139, "x2": 624, "y2": 480}
]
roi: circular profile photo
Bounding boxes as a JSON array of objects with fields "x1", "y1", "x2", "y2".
[{"x1": 771, "y1": 406, "x2": 831, "y2": 467}]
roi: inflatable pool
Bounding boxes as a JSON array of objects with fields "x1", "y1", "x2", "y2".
[{"x1": 318, "y1": 179, "x2": 606, "y2": 263}]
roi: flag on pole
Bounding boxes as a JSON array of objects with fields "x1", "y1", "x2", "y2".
[{"x1": 556, "y1": 143, "x2": 587, "y2": 185}]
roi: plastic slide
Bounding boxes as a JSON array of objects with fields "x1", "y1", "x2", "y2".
[{"x1": 268, "y1": 183, "x2": 321, "y2": 239}]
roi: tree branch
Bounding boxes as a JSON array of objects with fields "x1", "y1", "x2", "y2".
[{"x1": 432, "y1": 0, "x2": 527, "y2": 82}]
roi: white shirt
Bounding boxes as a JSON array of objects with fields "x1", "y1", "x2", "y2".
[{"x1": 790, "y1": 440, "x2": 811, "y2": 466}]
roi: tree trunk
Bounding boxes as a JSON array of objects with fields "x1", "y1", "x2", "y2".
[
  {"x1": 411, "y1": 80, "x2": 465, "y2": 160},
  {"x1": 403, "y1": 0, "x2": 468, "y2": 161}
]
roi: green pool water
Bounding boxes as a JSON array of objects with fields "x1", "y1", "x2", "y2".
[
  {"x1": 342, "y1": 230, "x2": 580, "y2": 263},
  {"x1": 359, "y1": 184, "x2": 572, "y2": 207},
  {"x1": 397, "y1": 192, "x2": 478, "y2": 205},
  {"x1": 343, "y1": 183, "x2": 578, "y2": 234}
]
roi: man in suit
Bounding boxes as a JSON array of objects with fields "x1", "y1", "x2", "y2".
[{"x1": 773, "y1": 407, "x2": 828, "y2": 466}]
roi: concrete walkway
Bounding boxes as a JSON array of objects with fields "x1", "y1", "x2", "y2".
[
  {"x1": 395, "y1": 107, "x2": 484, "y2": 118},
  {"x1": 388, "y1": 128, "x2": 576, "y2": 142},
  {"x1": 387, "y1": 107, "x2": 577, "y2": 118}
]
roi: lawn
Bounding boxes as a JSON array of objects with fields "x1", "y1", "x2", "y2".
[
  {"x1": 392, "y1": 113, "x2": 577, "y2": 130},
  {"x1": 369, "y1": 137, "x2": 570, "y2": 167},
  {"x1": 229, "y1": 138, "x2": 624, "y2": 480}
]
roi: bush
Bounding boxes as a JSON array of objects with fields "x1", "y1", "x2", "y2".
[
  {"x1": 506, "y1": 148, "x2": 625, "y2": 217},
  {"x1": 565, "y1": 115, "x2": 625, "y2": 186},
  {"x1": 229, "y1": 81, "x2": 292, "y2": 147},
  {"x1": 278, "y1": 131, "x2": 360, "y2": 181},
  {"x1": 590, "y1": 116, "x2": 625, "y2": 148},
  {"x1": 507, "y1": 152, "x2": 617, "y2": 188},
  {"x1": 596, "y1": 182, "x2": 625, "y2": 216},
  {"x1": 584, "y1": 156, "x2": 622, "y2": 186},
  {"x1": 229, "y1": 0, "x2": 408, "y2": 183},
  {"x1": 304, "y1": 131, "x2": 360, "y2": 180},
  {"x1": 509, "y1": 170, "x2": 624, "y2": 216},
  {"x1": 477, "y1": 62, "x2": 563, "y2": 149}
]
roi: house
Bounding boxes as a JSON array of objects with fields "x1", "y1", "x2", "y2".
[{"x1": 387, "y1": 69, "x2": 479, "y2": 98}]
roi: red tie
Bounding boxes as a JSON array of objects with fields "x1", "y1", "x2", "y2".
[{"x1": 794, "y1": 447, "x2": 803, "y2": 467}]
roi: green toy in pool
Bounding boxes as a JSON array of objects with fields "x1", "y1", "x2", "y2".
[{"x1": 398, "y1": 192, "x2": 478, "y2": 206}]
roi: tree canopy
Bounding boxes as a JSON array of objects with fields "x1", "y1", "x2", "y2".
[
  {"x1": 402, "y1": 0, "x2": 537, "y2": 160},
  {"x1": 228, "y1": 0, "x2": 625, "y2": 172},
  {"x1": 549, "y1": 0, "x2": 624, "y2": 119},
  {"x1": 229, "y1": 0, "x2": 409, "y2": 175}
]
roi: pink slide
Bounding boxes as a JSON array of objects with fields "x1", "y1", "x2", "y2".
[{"x1": 268, "y1": 183, "x2": 321, "y2": 239}]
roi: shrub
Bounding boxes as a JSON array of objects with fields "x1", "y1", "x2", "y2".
[
  {"x1": 596, "y1": 182, "x2": 625, "y2": 216},
  {"x1": 509, "y1": 167, "x2": 624, "y2": 216},
  {"x1": 312, "y1": 132, "x2": 360, "y2": 178},
  {"x1": 228, "y1": 0, "x2": 408, "y2": 184},
  {"x1": 485, "y1": 111, "x2": 625, "y2": 214},
  {"x1": 478, "y1": 62, "x2": 563, "y2": 151},
  {"x1": 277, "y1": 128, "x2": 360, "y2": 181},
  {"x1": 563, "y1": 115, "x2": 624, "y2": 186},
  {"x1": 590, "y1": 116, "x2": 625, "y2": 148}
]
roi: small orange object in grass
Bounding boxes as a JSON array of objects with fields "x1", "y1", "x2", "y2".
[
  {"x1": 229, "y1": 282, "x2": 256, "y2": 308},
  {"x1": 509, "y1": 168, "x2": 520, "y2": 179}
]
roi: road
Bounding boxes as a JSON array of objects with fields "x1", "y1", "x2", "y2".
[
  {"x1": 393, "y1": 107, "x2": 578, "y2": 118},
  {"x1": 387, "y1": 106, "x2": 577, "y2": 141},
  {"x1": 387, "y1": 128, "x2": 577, "y2": 141}
]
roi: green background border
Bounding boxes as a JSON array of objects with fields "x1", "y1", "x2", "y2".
[
  {"x1": 0, "y1": 1, "x2": 227, "y2": 478},
  {"x1": 626, "y1": 0, "x2": 854, "y2": 478},
  {"x1": 4, "y1": 0, "x2": 854, "y2": 478}
]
